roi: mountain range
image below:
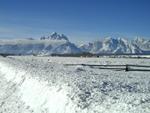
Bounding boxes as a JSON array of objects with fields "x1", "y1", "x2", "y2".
[{"x1": 0, "y1": 32, "x2": 149, "y2": 55}]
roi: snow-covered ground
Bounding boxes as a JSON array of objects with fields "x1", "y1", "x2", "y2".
[{"x1": 0, "y1": 56, "x2": 150, "y2": 113}]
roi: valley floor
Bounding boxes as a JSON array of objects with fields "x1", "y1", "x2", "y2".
[{"x1": 0, "y1": 56, "x2": 150, "y2": 113}]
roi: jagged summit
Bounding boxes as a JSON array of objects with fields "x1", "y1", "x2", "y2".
[
  {"x1": 133, "y1": 37, "x2": 146, "y2": 43},
  {"x1": 132, "y1": 37, "x2": 150, "y2": 53},
  {"x1": 0, "y1": 34, "x2": 149, "y2": 55},
  {"x1": 40, "y1": 32, "x2": 69, "y2": 41},
  {"x1": 79, "y1": 37, "x2": 147, "y2": 54}
]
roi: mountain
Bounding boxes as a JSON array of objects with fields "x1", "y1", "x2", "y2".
[
  {"x1": 132, "y1": 37, "x2": 150, "y2": 54},
  {"x1": 40, "y1": 32, "x2": 69, "y2": 41},
  {"x1": 0, "y1": 33, "x2": 81, "y2": 55},
  {"x1": 79, "y1": 37, "x2": 145, "y2": 54},
  {"x1": 0, "y1": 33, "x2": 149, "y2": 55}
]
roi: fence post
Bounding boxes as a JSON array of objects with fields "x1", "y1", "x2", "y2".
[{"x1": 125, "y1": 64, "x2": 129, "y2": 71}]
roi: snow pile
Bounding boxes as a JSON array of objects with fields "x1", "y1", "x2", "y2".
[
  {"x1": 0, "y1": 57, "x2": 76, "y2": 113},
  {"x1": 20, "y1": 78, "x2": 75, "y2": 113}
]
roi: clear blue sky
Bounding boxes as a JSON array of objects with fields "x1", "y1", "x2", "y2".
[{"x1": 0, "y1": 0, "x2": 150, "y2": 43}]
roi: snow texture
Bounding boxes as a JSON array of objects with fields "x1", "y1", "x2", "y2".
[{"x1": 0, "y1": 56, "x2": 150, "y2": 113}]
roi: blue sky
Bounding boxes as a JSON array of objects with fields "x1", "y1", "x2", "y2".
[{"x1": 0, "y1": 0, "x2": 150, "y2": 43}]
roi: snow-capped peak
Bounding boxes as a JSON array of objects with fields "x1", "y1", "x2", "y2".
[
  {"x1": 79, "y1": 37, "x2": 144, "y2": 54},
  {"x1": 40, "y1": 32, "x2": 69, "y2": 41},
  {"x1": 133, "y1": 37, "x2": 146, "y2": 43},
  {"x1": 0, "y1": 33, "x2": 149, "y2": 55}
]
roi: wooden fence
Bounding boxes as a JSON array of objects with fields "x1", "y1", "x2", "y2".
[{"x1": 65, "y1": 64, "x2": 150, "y2": 71}]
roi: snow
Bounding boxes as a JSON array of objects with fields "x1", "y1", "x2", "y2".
[
  {"x1": 0, "y1": 56, "x2": 150, "y2": 113},
  {"x1": 20, "y1": 78, "x2": 75, "y2": 113},
  {"x1": 80, "y1": 37, "x2": 146, "y2": 54},
  {"x1": 40, "y1": 32, "x2": 69, "y2": 41},
  {"x1": 0, "y1": 39, "x2": 81, "y2": 55},
  {"x1": 0, "y1": 34, "x2": 150, "y2": 55}
]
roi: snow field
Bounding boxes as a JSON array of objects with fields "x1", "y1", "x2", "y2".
[{"x1": 0, "y1": 56, "x2": 150, "y2": 113}]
